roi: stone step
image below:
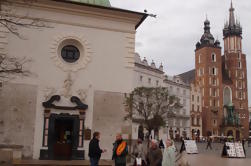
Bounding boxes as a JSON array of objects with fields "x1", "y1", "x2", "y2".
[{"x1": 12, "y1": 159, "x2": 113, "y2": 166}]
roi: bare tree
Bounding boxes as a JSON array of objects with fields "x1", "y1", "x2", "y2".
[
  {"x1": 0, "y1": 0, "x2": 49, "y2": 38},
  {"x1": 0, "y1": 55, "x2": 32, "y2": 81},
  {"x1": 124, "y1": 87, "x2": 182, "y2": 140},
  {"x1": 0, "y1": 0, "x2": 50, "y2": 80}
]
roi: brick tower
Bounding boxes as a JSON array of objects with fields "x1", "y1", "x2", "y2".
[
  {"x1": 195, "y1": 18, "x2": 223, "y2": 137},
  {"x1": 222, "y1": 2, "x2": 249, "y2": 138}
]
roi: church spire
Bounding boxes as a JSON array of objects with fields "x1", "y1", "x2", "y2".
[
  {"x1": 223, "y1": 1, "x2": 242, "y2": 38},
  {"x1": 195, "y1": 17, "x2": 220, "y2": 50},
  {"x1": 229, "y1": 0, "x2": 235, "y2": 27}
]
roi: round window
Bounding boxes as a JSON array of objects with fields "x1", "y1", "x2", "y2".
[{"x1": 61, "y1": 45, "x2": 80, "y2": 63}]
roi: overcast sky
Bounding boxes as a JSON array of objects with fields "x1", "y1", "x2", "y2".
[{"x1": 110, "y1": 0, "x2": 251, "y2": 106}]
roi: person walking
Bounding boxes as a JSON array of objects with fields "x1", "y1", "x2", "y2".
[
  {"x1": 112, "y1": 133, "x2": 128, "y2": 166},
  {"x1": 88, "y1": 132, "x2": 106, "y2": 166},
  {"x1": 176, "y1": 138, "x2": 190, "y2": 166},
  {"x1": 146, "y1": 139, "x2": 162, "y2": 166},
  {"x1": 162, "y1": 139, "x2": 175, "y2": 166},
  {"x1": 206, "y1": 137, "x2": 212, "y2": 150}
]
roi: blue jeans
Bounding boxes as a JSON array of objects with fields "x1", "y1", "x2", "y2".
[{"x1": 90, "y1": 157, "x2": 99, "y2": 166}]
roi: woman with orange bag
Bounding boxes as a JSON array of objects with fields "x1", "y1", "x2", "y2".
[{"x1": 112, "y1": 133, "x2": 128, "y2": 166}]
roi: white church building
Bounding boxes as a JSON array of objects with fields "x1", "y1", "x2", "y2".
[{"x1": 0, "y1": 0, "x2": 148, "y2": 160}]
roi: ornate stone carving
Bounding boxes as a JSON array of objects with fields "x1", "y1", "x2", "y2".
[
  {"x1": 50, "y1": 33, "x2": 92, "y2": 72},
  {"x1": 62, "y1": 73, "x2": 73, "y2": 98},
  {"x1": 76, "y1": 89, "x2": 88, "y2": 102}
]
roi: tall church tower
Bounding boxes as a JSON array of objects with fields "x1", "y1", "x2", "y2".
[
  {"x1": 195, "y1": 18, "x2": 223, "y2": 137},
  {"x1": 223, "y1": 1, "x2": 249, "y2": 138}
]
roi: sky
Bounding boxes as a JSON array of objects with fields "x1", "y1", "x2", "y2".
[{"x1": 110, "y1": 0, "x2": 251, "y2": 106}]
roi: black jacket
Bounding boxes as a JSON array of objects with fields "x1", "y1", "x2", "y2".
[{"x1": 88, "y1": 137, "x2": 102, "y2": 159}]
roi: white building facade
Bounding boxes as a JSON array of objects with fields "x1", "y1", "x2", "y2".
[
  {"x1": 132, "y1": 54, "x2": 191, "y2": 141},
  {"x1": 0, "y1": 0, "x2": 147, "y2": 160}
]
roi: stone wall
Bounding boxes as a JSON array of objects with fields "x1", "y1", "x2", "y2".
[
  {"x1": 0, "y1": 83, "x2": 37, "y2": 158},
  {"x1": 92, "y1": 90, "x2": 131, "y2": 159}
]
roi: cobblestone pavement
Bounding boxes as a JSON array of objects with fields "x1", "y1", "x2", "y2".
[{"x1": 174, "y1": 142, "x2": 251, "y2": 166}]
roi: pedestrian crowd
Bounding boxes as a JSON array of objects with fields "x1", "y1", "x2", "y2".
[{"x1": 88, "y1": 131, "x2": 190, "y2": 166}]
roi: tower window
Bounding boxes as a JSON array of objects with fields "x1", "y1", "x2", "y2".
[
  {"x1": 238, "y1": 53, "x2": 241, "y2": 59},
  {"x1": 198, "y1": 54, "x2": 201, "y2": 63},
  {"x1": 211, "y1": 67, "x2": 217, "y2": 75},
  {"x1": 211, "y1": 53, "x2": 216, "y2": 62},
  {"x1": 213, "y1": 119, "x2": 217, "y2": 126},
  {"x1": 238, "y1": 61, "x2": 242, "y2": 69},
  {"x1": 212, "y1": 78, "x2": 217, "y2": 86},
  {"x1": 213, "y1": 99, "x2": 216, "y2": 107}
]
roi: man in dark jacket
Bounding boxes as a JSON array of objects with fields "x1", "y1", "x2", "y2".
[
  {"x1": 112, "y1": 133, "x2": 128, "y2": 166},
  {"x1": 146, "y1": 139, "x2": 162, "y2": 166},
  {"x1": 89, "y1": 132, "x2": 106, "y2": 166}
]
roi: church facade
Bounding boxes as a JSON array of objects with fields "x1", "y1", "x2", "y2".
[
  {"x1": 0, "y1": 0, "x2": 147, "y2": 160},
  {"x1": 180, "y1": 2, "x2": 249, "y2": 139}
]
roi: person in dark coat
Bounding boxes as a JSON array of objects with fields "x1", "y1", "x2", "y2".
[
  {"x1": 88, "y1": 132, "x2": 106, "y2": 166},
  {"x1": 112, "y1": 133, "x2": 128, "y2": 166},
  {"x1": 159, "y1": 139, "x2": 165, "y2": 149},
  {"x1": 206, "y1": 137, "x2": 212, "y2": 150},
  {"x1": 146, "y1": 139, "x2": 162, "y2": 166}
]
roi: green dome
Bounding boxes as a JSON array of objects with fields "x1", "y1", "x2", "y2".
[{"x1": 69, "y1": 0, "x2": 111, "y2": 7}]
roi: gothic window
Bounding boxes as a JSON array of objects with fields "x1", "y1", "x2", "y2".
[
  {"x1": 211, "y1": 53, "x2": 216, "y2": 62},
  {"x1": 238, "y1": 61, "x2": 242, "y2": 69},
  {"x1": 213, "y1": 88, "x2": 217, "y2": 97},
  {"x1": 212, "y1": 67, "x2": 217, "y2": 75},
  {"x1": 238, "y1": 53, "x2": 241, "y2": 59},
  {"x1": 238, "y1": 81, "x2": 242, "y2": 89},
  {"x1": 213, "y1": 119, "x2": 217, "y2": 126},
  {"x1": 240, "y1": 103, "x2": 243, "y2": 109},
  {"x1": 192, "y1": 95, "x2": 194, "y2": 102},
  {"x1": 223, "y1": 86, "x2": 232, "y2": 106},
  {"x1": 212, "y1": 78, "x2": 217, "y2": 86},
  {"x1": 198, "y1": 54, "x2": 201, "y2": 63},
  {"x1": 197, "y1": 96, "x2": 200, "y2": 102},
  {"x1": 197, "y1": 116, "x2": 200, "y2": 126},
  {"x1": 213, "y1": 99, "x2": 216, "y2": 107},
  {"x1": 61, "y1": 45, "x2": 80, "y2": 63}
]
